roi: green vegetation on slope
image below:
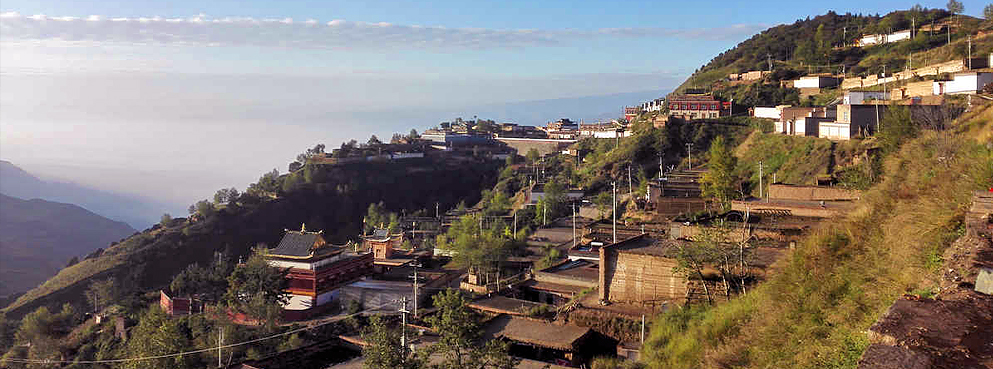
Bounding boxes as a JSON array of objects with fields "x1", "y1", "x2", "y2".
[
  {"x1": 2, "y1": 156, "x2": 502, "y2": 320},
  {"x1": 639, "y1": 104, "x2": 993, "y2": 369}
]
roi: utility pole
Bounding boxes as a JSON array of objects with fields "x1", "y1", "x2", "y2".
[
  {"x1": 409, "y1": 263, "x2": 422, "y2": 318},
  {"x1": 685, "y1": 143, "x2": 694, "y2": 170},
  {"x1": 612, "y1": 181, "x2": 617, "y2": 244},
  {"x1": 758, "y1": 161, "x2": 764, "y2": 201},
  {"x1": 572, "y1": 203, "x2": 577, "y2": 248},
  {"x1": 398, "y1": 296, "x2": 409, "y2": 357},
  {"x1": 513, "y1": 211, "x2": 517, "y2": 238},
  {"x1": 659, "y1": 152, "x2": 664, "y2": 180},
  {"x1": 217, "y1": 329, "x2": 223, "y2": 368},
  {"x1": 628, "y1": 165, "x2": 633, "y2": 194},
  {"x1": 767, "y1": 53, "x2": 772, "y2": 72},
  {"x1": 435, "y1": 202, "x2": 439, "y2": 219},
  {"x1": 641, "y1": 314, "x2": 646, "y2": 344},
  {"x1": 968, "y1": 35, "x2": 972, "y2": 69}
]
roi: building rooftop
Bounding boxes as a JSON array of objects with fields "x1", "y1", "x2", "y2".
[
  {"x1": 269, "y1": 228, "x2": 337, "y2": 259},
  {"x1": 484, "y1": 315, "x2": 592, "y2": 351},
  {"x1": 469, "y1": 296, "x2": 553, "y2": 316},
  {"x1": 606, "y1": 234, "x2": 680, "y2": 258},
  {"x1": 538, "y1": 259, "x2": 599, "y2": 282}
]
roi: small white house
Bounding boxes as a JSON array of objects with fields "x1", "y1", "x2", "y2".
[
  {"x1": 933, "y1": 72, "x2": 993, "y2": 95},
  {"x1": 844, "y1": 91, "x2": 889, "y2": 105},
  {"x1": 753, "y1": 106, "x2": 783, "y2": 120},
  {"x1": 793, "y1": 76, "x2": 840, "y2": 89},
  {"x1": 858, "y1": 30, "x2": 911, "y2": 46}
]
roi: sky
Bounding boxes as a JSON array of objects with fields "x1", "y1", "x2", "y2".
[{"x1": 1, "y1": 0, "x2": 989, "y2": 215}]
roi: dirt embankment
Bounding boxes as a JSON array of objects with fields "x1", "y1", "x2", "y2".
[{"x1": 857, "y1": 192, "x2": 993, "y2": 369}]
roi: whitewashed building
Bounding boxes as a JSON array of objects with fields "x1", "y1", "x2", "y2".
[{"x1": 933, "y1": 72, "x2": 993, "y2": 95}]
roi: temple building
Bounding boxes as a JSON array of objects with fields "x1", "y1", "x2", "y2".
[
  {"x1": 362, "y1": 228, "x2": 418, "y2": 272},
  {"x1": 266, "y1": 226, "x2": 374, "y2": 320}
]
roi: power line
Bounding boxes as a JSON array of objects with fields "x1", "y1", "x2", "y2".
[{"x1": 1, "y1": 302, "x2": 393, "y2": 365}]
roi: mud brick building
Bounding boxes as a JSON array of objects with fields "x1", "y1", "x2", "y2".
[{"x1": 598, "y1": 235, "x2": 688, "y2": 305}]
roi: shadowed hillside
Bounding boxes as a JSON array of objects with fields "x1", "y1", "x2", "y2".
[{"x1": 0, "y1": 194, "x2": 136, "y2": 300}]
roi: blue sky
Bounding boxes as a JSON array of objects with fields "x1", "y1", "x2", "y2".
[{"x1": 1, "y1": 0, "x2": 989, "y2": 215}]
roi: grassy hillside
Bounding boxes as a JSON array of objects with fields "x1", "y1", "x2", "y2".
[
  {"x1": 732, "y1": 132, "x2": 876, "y2": 194},
  {"x1": 1, "y1": 156, "x2": 502, "y2": 319},
  {"x1": 639, "y1": 102, "x2": 993, "y2": 369},
  {"x1": 676, "y1": 9, "x2": 993, "y2": 94}
]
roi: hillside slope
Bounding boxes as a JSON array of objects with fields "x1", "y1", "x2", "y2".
[
  {"x1": 640, "y1": 102, "x2": 993, "y2": 369},
  {"x1": 0, "y1": 194, "x2": 136, "y2": 299},
  {"x1": 675, "y1": 9, "x2": 993, "y2": 94},
  {"x1": 1, "y1": 156, "x2": 501, "y2": 318}
]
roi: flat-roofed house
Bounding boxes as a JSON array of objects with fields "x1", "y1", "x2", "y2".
[
  {"x1": 818, "y1": 104, "x2": 887, "y2": 140},
  {"x1": 792, "y1": 75, "x2": 840, "y2": 89},
  {"x1": 933, "y1": 72, "x2": 993, "y2": 95},
  {"x1": 266, "y1": 226, "x2": 374, "y2": 320}
]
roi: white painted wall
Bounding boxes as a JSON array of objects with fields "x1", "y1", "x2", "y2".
[
  {"x1": 819, "y1": 123, "x2": 851, "y2": 140},
  {"x1": 935, "y1": 73, "x2": 993, "y2": 94},
  {"x1": 753, "y1": 107, "x2": 781, "y2": 119}
]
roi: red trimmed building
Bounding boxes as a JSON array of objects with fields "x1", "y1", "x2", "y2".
[
  {"x1": 667, "y1": 94, "x2": 731, "y2": 120},
  {"x1": 266, "y1": 227, "x2": 374, "y2": 321}
]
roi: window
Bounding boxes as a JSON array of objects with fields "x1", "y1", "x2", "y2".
[{"x1": 690, "y1": 104, "x2": 698, "y2": 110}]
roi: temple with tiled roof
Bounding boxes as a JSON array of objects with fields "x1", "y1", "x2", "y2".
[{"x1": 266, "y1": 225, "x2": 374, "y2": 320}]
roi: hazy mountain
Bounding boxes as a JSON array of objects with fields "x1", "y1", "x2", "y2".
[
  {"x1": 0, "y1": 194, "x2": 136, "y2": 298},
  {"x1": 0, "y1": 160, "x2": 167, "y2": 229}
]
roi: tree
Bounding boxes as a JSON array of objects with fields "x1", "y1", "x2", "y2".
[
  {"x1": 700, "y1": 135, "x2": 737, "y2": 210},
  {"x1": 368, "y1": 135, "x2": 382, "y2": 146},
  {"x1": 436, "y1": 214, "x2": 513, "y2": 280},
  {"x1": 225, "y1": 245, "x2": 289, "y2": 329},
  {"x1": 814, "y1": 24, "x2": 828, "y2": 58},
  {"x1": 877, "y1": 104, "x2": 916, "y2": 154},
  {"x1": 84, "y1": 278, "x2": 116, "y2": 313},
  {"x1": 159, "y1": 213, "x2": 172, "y2": 228},
  {"x1": 525, "y1": 148, "x2": 540, "y2": 164},
  {"x1": 121, "y1": 308, "x2": 193, "y2": 369},
  {"x1": 391, "y1": 133, "x2": 405, "y2": 144},
  {"x1": 170, "y1": 253, "x2": 233, "y2": 304},
  {"x1": 194, "y1": 199, "x2": 216, "y2": 218},
  {"x1": 289, "y1": 161, "x2": 303, "y2": 172},
  {"x1": 364, "y1": 202, "x2": 396, "y2": 233},
  {"x1": 947, "y1": 0, "x2": 964, "y2": 15},
  {"x1": 424, "y1": 289, "x2": 517, "y2": 369},
  {"x1": 984, "y1": 3, "x2": 993, "y2": 20},
  {"x1": 13, "y1": 307, "x2": 66, "y2": 368},
  {"x1": 408, "y1": 129, "x2": 420, "y2": 140},
  {"x1": 362, "y1": 315, "x2": 424, "y2": 369}
]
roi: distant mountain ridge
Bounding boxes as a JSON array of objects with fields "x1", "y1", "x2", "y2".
[
  {"x1": 0, "y1": 160, "x2": 165, "y2": 228},
  {"x1": 0, "y1": 194, "x2": 136, "y2": 299}
]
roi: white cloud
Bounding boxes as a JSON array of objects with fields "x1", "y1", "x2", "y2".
[{"x1": 0, "y1": 12, "x2": 767, "y2": 50}]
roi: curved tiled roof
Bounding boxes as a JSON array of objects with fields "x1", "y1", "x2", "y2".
[{"x1": 270, "y1": 231, "x2": 324, "y2": 257}]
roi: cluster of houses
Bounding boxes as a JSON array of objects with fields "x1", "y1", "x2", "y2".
[{"x1": 753, "y1": 53, "x2": 993, "y2": 141}]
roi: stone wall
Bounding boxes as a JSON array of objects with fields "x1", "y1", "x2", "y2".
[
  {"x1": 768, "y1": 184, "x2": 861, "y2": 201},
  {"x1": 841, "y1": 60, "x2": 968, "y2": 90},
  {"x1": 495, "y1": 138, "x2": 575, "y2": 156}
]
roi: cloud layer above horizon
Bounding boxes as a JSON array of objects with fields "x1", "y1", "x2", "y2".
[{"x1": 0, "y1": 11, "x2": 767, "y2": 50}]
